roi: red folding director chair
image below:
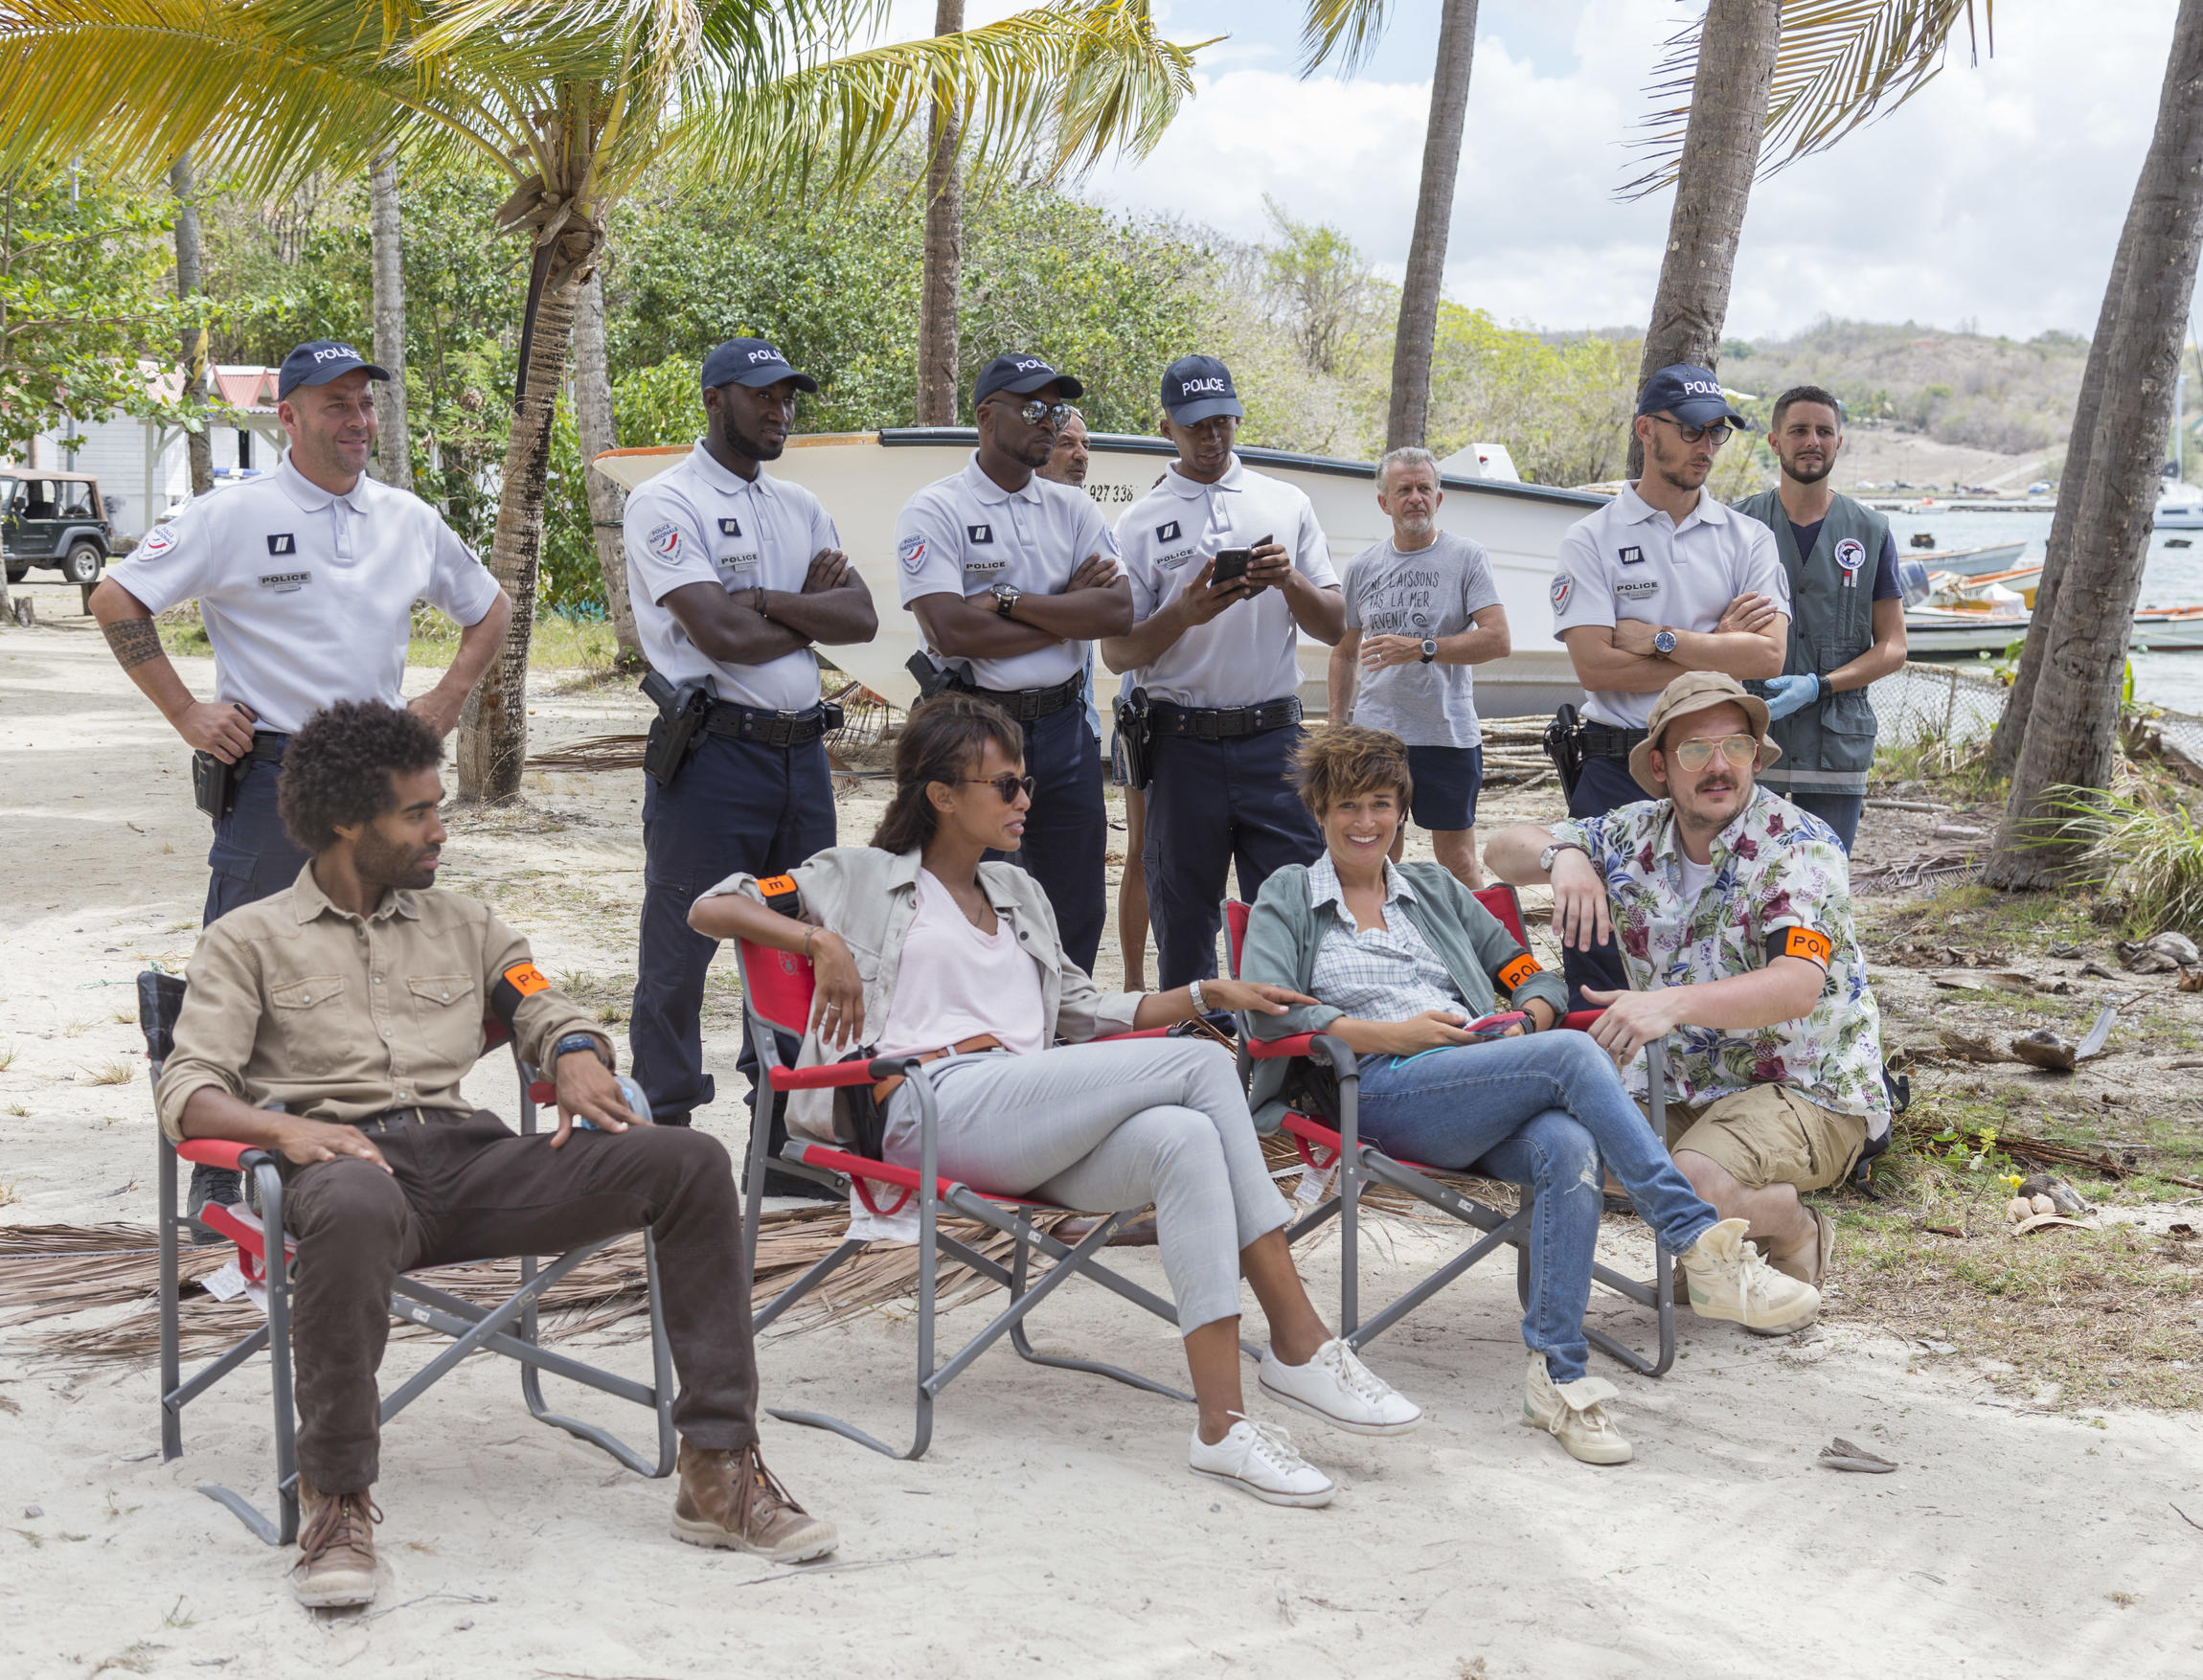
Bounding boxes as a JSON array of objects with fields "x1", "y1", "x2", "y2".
[
  {"x1": 733, "y1": 938, "x2": 1209, "y2": 1461},
  {"x1": 1224, "y1": 886, "x2": 1675, "y2": 1378},
  {"x1": 144, "y1": 970, "x2": 676, "y2": 1548}
]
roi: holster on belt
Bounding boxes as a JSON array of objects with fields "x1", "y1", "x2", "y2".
[
  {"x1": 1541, "y1": 703, "x2": 1585, "y2": 802},
  {"x1": 904, "y1": 651, "x2": 959, "y2": 703},
  {"x1": 640, "y1": 670, "x2": 714, "y2": 786},
  {"x1": 1113, "y1": 685, "x2": 1154, "y2": 790},
  {"x1": 192, "y1": 734, "x2": 284, "y2": 820}
]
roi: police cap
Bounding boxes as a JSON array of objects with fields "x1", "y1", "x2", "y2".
[
  {"x1": 972, "y1": 352, "x2": 1084, "y2": 406},
  {"x1": 1636, "y1": 363, "x2": 1753, "y2": 430},
  {"x1": 701, "y1": 337, "x2": 819, "y2": 394},
  {"x1": 1160, "y1": 353, "x2": 1242, "y2": 424},
  {"x1": 277, "y1": 340, "x2": 391, "y2": 400}
]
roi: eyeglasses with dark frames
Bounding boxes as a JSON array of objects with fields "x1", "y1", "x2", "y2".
[{"x1": 1648, "y1": 414, "x2": 1734, "y2": 447}]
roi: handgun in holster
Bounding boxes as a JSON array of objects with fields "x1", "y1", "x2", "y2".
[
  {"x1": 640, "y1": 670, "x2": 714, "y2": 787},
  {"x1": 1113, "y1": 685, "x2": 1154, "y2": 790},
  {"x1": 191, "y1": 750, "x2": 245, "y2": 820},
  {"x1": 904, "y1": 650, "x2": 961, "y2": 702},
  {"x1": 1541, "y1": 702, "x2": 1585, "y2": 802}
]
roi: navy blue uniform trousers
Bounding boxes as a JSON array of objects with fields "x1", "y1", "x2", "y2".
[
  {"x1": 204, "y1": 748, "x2": 308, "y2": 924},
  {"x1": 630, "y1": 734, "x2": 835, "y2": 1122},
  {"x1": 1143, "y1": 726, "x2": 1325, "y2": 989},
  {"x1": 1560, "y1": 752, "x2": 1640, "y2": 1012},
  {"x1": 987, "y1": 703, "x2": 1107, "y2": 976}
]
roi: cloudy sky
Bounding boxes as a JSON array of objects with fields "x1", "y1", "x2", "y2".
[{"x1": 882, "y1": 1, "x2": 2182, "y2": 342}]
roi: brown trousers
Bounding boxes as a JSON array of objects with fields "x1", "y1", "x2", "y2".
[{"x1": 283, "y1": 1107, "x2": 756, "y2": 1492}]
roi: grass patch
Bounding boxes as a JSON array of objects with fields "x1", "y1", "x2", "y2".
[
  {"x1": 0, "y1": 1043, "x2": 12, "y2": 1072},
  {"x1": 406, "y1": 605, "x2": 622, "y2": 673},
  {"x1": 0, "y1": 1180, "x2": 16, "y2": 1208},
  {"x1": 79, "y1": 1062, "x2": 132, "y2": 1087}
]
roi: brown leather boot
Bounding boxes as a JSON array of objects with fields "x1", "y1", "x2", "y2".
[
  {"x1": 292, "y1": 1482, "x2": 380, "y2": 1608},
  {"x1": 672, "y1": 1442, "x2": 838, "y2": 1562}
]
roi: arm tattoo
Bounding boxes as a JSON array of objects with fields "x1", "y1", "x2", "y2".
[{"x1": 103, "y1": 616, "x2": 165, "y2": 670}]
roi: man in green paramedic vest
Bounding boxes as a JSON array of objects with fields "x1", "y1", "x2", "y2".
[{"x1": 1734, "y1": 385, "x2": 1908, "y2": 851}]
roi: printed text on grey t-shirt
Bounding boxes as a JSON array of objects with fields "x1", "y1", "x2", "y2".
[{"x1": 1341, "y1": 530, "x2": 1503, "y2": 749}]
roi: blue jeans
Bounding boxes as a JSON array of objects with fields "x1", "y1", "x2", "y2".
[{"x1": 1352, "y1": 1030, "x2": 1718, "y2": 1382}]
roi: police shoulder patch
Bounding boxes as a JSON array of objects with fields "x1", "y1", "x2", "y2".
[
  {"x1": 1549, "y1": 573, "x2": 1574, "y2": 612},
  {"x1": 647, "y1": 520, "x2": 684, "y2": 559},
  {"x1": 897, "y1": 534, "x2": 928, "y2": 574},
  {"x1": 136, "y1": 527, "x2": 177, "y2": 559}
]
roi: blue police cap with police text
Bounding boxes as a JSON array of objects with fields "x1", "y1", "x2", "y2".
[
  {"x1": 1636, "y1": 363, "x2": 1753, "y2": 430},
  {"x1": 702, "y1": 337, "x2": 819, "y2": 394},
  {"x1": 277, "y1": 340, "x2": 391, "y2": 400},
  {"x1": 1160, "y1": 354, "x2": 1242, "y2": 424},
  {"x1": 972, "y1": 352, "x2": 1084, "y2": 405}
]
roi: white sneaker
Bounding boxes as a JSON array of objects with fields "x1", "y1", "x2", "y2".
[
  {"x1": 1189, "y1": 1415, "x2": 1335, "y2": 1508},
  {"x1": 1680, "y1": 1217, "x2": 1822, "y2": 1336},
  {"x1": 1259, "y1": 1338, "x2": 1423, "y2": 1437},
  {"x1": 1519, "y1": 1352, "x2": 1633, "y2": 1465}
]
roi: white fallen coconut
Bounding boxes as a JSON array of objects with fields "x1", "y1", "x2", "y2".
[
  {"x1": 2032, "y1": 1193, "x2": 2056, "y2": 1215},
  {"x1": 2007, "y1": 1196, "x2": 2034, "y2": 1222}
]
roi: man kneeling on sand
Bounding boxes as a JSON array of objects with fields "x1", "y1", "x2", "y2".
[
  {"x1": 1488, "y1": 672, "x2": 1891, "y2": 1297},
  {"x1": 154, "y1": 700, "x2": 837, "y2": 1608}
]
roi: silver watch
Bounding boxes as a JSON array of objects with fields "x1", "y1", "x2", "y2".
[
  {"x1": 990, "y1": 581, "x2": 1021, "y2": 618},
  {"x1": 1189, "y1": 977, "x2": 1207, "y2": 1015},
  {"x1": 1419, "y1": 638, "x2": 1438, "y2": 663},
  {"x1": 1540, "y1": 840, "x2": 1589, "y2": 875}
]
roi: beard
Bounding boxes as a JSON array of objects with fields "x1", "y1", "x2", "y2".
[
  {"x1": 727, "y1": 419, "x2": 785, "y2": 462},
  {"x1": 353, "y1": 824, "x2": 439, "y2": 891},
  {"x1": 1394, "y1": 511, "x2": 1435, "y2": 537},
  {"x1": 1783, "y1": 453, "x2": 1833, "y2": 486}
]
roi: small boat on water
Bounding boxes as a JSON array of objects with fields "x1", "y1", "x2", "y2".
[
  {"x1": 1905, "y1": 539, "x2": 2029, "y2": 575},
  {"x1": 2155, "y1": 482, "x2": 2203, "y2": 530},
  {"x1": 1906, "y1": 602, "x2": 2203, "y2": 658}
]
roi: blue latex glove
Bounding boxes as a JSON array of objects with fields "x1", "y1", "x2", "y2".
[{"x1": 1761, "y1": 672, "x2": 1820, "y2": 720}]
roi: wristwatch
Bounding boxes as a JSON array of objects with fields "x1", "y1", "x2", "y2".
[
  {"x1": 1419, "y1": 639, "x2": 1438, "y2": 664},
  {"x1": 1189, "y1": 978, "x2": 1207, "y2": 1016},
  {"x1": 990, "y1": 581, "x2": 1022, "y2": 619},
  {"x1": 553, "y1": 1032, "x2": 611, "y2": 1068},
  {"x1": 1652, "y1": 627, "x2": 1678, "y2": 656},
  {"x1": 1539, "y1": 840, "x2": 1590, "y2": 875}
]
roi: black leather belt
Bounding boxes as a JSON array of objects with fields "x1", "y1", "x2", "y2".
[
  {"x1": 701, "y1": 700, "x2": 841, "y2": 748},
  {"x1": 964, "y1": 671, "x2": 1084, "y2": 723},
  {"x1": 1579, "y1": 724, "x2": 1647, "y2": 759},
  {"x1": 1150, "y1": 697, "x2": 1303, "y2": 740},
  {"x1": 246, "y1": 732, "x2": 288, "y2": 763}
]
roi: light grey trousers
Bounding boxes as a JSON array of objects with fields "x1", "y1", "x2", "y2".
[{"x1": 883, "y1": 1037, "x2": 1293, "y2": 1333}]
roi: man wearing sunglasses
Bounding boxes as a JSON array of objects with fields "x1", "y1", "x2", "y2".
[
  {"x1": 1488, "y1": 672, "x2": 1889, "y2": 1293},
  {"x1": 896, "y1": 353, "x2": 1129, "y2": 972},
  {"x1": 1546, "y1": 362, "x2": 1791, "y2": 1009}
]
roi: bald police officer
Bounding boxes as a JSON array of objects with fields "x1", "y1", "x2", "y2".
[
  {"x1": 1548, "y1": 362, "x2": 1789, "y2": 1006},
  {"x1": 1102, "y1": 355, "x2": 1344, "y2": 988},
  {"x1": 92, "y1": 337, "x2": 512, "y2": 1231},
  {"x1": 897, "y1": 353, "x2": 1128, "y2": 972},
  {"x1": 622, "y1": 337, "x2": 876, "y2": 1136}
]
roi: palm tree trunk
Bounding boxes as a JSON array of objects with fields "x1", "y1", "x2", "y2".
[
  {"x1": 1985, "y1": 0, "x2": 2203, "y2": 891},
  {"x1": 368, "y1": 148, "x2": 412, "y2": 491},
  {"x1": 457, "y1": 261, "x2": 581, "y2": 801},
  {"x1": 1624, "y1": 0, "x2": 1781, "y2": 481},
  {"x1": 169, "y1": 154, "x2": 213, "y2": 497},
  {"x1": 1384, "y1": 0, "x2": 1479, "y2": 455},
  {"x1": 572, "y1": 267, "x2": 642, "y2": 664},
  {"x1": 917, "y1": 0, "x2": 965, "y2": 426},
  {"x1": 1987, "y1": 201, "x2": 2140, "y2": 778}
]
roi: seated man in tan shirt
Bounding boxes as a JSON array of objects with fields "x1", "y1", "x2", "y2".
[{"x1": 155, "y1": 699, "x2": 837, "y2": 1609}]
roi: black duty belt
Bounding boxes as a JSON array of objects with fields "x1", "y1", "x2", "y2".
[
  {"x1": 1579, "y1": 724, "x2": 1647, "y2": 760},
  {"x1": 1149, "y1": 697, "x2": 1303, "y2": 741},
  {"x1": 965, "y1": 671, "x2": 1084, "y2": 723},
  {"x1": 701, "y1": 700, "x2": 841, "y2": 749},
  {"x1": 245, "y1": 732, "x2": 289, "y2": 763}
]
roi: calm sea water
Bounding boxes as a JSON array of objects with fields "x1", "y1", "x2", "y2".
[{"x1": 1880, "y1": 503, "x2": 2203, "y2": 713}]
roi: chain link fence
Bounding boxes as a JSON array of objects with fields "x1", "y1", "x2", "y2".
[{"x1": 1869, "y1": 661, "x2": 2203, "y2": 768}]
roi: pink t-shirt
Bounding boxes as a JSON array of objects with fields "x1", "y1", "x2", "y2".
[{"x1": 874, "y1": 869, "x2": 1048, "y2": 1058}]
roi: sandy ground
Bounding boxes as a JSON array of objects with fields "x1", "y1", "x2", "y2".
[{"x1": 4, "y1": 592, "x2": 2202, "y2": 1680}]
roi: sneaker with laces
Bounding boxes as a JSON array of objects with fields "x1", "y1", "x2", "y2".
[
  {"x1": 1189, "y1": 1414, "x2": 1335, "y2": 1507},
  {"x1": 187, "y1": 1162, "x2": 242, "y2": 1247},
  {"x1": 672, "y1": 1442, "x2": 839, "y2": 1562},
  {"x1": 291, "y1": 1482, "x2": 380, "y2": 1608},
  {"x1": 1680, "y1": 1216, "x2": 1822, "y2": 1336},
  {"x1": 1519, "y1": 1352, "x2": 1633, "y2": 1465},
  {"x1": 1258, "y1": 1338, "x2": 1422, "y2": 1437}
]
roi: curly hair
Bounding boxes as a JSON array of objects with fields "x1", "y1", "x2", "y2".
[
  {"x1": 1292, "y1": 724, "x2": 1413, "y2": 817},
  {"x1": 278, "y1": 699, "x2": 444, "y2": 851},
  {"x1": 870, "y1": 692, "x2": 1024, "y2": 853}
]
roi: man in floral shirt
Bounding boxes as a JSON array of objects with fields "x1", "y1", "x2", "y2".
[{"x1": 1489, "y1": 671, "x2": 1888, "y2": 1289}]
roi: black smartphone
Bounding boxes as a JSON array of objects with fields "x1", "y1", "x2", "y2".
[{"x1": 1211, "y1": 547, "x2": 1254, "y2": 583}]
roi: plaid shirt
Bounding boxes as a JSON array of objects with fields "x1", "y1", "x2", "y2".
[
  {"x1": 1306, "y1": 855, "x2": 1465, "y2": 1024},
  {"x1": 1553, "y1": 786, "x2": 1890, "y2": 1131}
]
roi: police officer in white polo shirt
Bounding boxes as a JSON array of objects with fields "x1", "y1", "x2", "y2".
[
  {"x1": 897, "y1": 352, "x2": 1128, "y2": 972},
  {"x1": 92, "y1": 337, "x2": 511, "y2": 1232},
  {"x1": 1102, "y1": 354, "x2": 1345, "y2": 988},
  {"x1": 1545, "y1": 361, "x2": 1789, "y2": 1007},
  {"x1": 622, "y1": 337, "x2": 876, "y2": 1136}
]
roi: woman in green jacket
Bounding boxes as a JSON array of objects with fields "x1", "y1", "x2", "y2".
[{"x1": 1240, "y1": 727, "x2": 1819, "y2": 1464}]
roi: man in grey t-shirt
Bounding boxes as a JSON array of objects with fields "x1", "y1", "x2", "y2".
[{"x1": 1328, "y1": 446, "x2": 1510, "y2": 888}]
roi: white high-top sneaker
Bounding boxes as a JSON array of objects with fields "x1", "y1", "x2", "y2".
[
  {"x1": 1520, "y1": 1352, "x2": 1633, "y2": 1465},
  {"x1": 1189, "y1": 1415, "x2": 1335, "y2": 1508},
  {"x1": 1681, "y1": 1217, "x2": 1823, "y2": 1336}
]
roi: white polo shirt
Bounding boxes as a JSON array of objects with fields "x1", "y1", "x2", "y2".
[
  {"x1": 103, "y1": 454, "x2": 499, "y2": 735},
  {"x1": 1115, "y1": 456, "x2": 1336, "y2": 709},
  {"x1": 895, "y1": 454, "x2": 1112, "y2": 692},
  {"x1": 1550, "y1": 481, "x2": 1788, "y2": 729},
  {"x1": 622, "y1": 443, "x2": 839, "y2": 712}
]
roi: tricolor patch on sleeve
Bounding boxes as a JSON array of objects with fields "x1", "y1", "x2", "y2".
[
  {"x1": 1766, "y1": 926, "x2": 1832, "y2": 968},
  {"x1": 1497, "y1": 953, "x2": 1543, "y2": 992}
]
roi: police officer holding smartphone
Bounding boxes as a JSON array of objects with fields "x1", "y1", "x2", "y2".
[
  {"x1": 91, "y1": 337, "x2": 512, "y2": 1233},
  {"x1": 1102, "y1": 354, "x2": 1344, "y2": 988},
  {"x1": 622, "y1": 337, "x2": 877, "y2": 1134},
  {"x1": 896, "y1": 353, "x2": 1128, "y2": 972}
]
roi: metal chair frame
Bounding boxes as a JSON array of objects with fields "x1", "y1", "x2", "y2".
[
  {"x1": 144, "y1": 971, "x2": 677, "y2": 1547},
  {"x1": 1225, "y1": 888, "x2": 1675, "y2": 1378},
  {"x1": 734, "y1": 939, "x2": 1196, "y2": 1462}
]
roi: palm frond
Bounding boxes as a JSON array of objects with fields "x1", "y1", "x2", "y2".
[
  {"x1": 1621, "y1": 0, "x2": 1990, "y2": 200},
  {"x1": 1295, "y1": 0, "x2": 1393, "y2": 78}
]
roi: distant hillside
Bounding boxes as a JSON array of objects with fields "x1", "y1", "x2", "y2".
[{"x1": 1719, "y1": 318, "x2": 2089, "y2": 455}]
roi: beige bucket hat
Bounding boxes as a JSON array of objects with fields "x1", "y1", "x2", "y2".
[{"x1": 1627, "y1": 670, "x2": 1783, "y2": 796}]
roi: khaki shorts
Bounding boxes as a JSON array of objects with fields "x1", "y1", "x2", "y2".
[{"x1": 1659, "y1": 1084, "x2": 1871, "y2": 1192}]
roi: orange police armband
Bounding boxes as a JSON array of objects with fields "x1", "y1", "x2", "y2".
[
  {"x1": 1766, "y1": 926, "x2": 1832, "y2": 968},
  {"x1": 757, "y1": 874, "x2": 803, "y2": 917},
  {"x1": 491, "y1": 961, "x2": 552, "y2": 1029},
  {"x1": 1497, "y1": 953, "x2": 1544, "y2": 993}
]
